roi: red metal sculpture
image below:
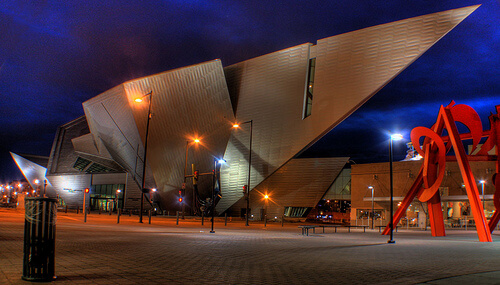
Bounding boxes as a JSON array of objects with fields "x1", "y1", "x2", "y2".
[{"x1": 382, "y1": 102, "x2": 500, "y2": 242}]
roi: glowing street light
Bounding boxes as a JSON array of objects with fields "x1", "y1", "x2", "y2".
[
  {"x1": 263, "y1": 194, "x2": 269, "y2": 226},
  {"x1": 184, "y1": 138, "x2": 202, "y2": 218},
  {"x1": 134, "y1": 91, "x2": 153, "y2": 223},
  {"x1": 233, "y1": 120, "x2": 253, "y2": 226},
  {"x1": 369, "y1": 186, "x2": 374, "y2": 229},
  {"x1": 210, "y1": 158, "x2": 226, "y2": 234},
  {"x1": 388, "y1": 133, "x2": 403, "y2": 244},
  {"x1": 479, "y1": 180, "x2": 486, "y2": 211}
]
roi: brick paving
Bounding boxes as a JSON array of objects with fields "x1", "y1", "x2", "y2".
[{"x1": 1, "y1": 208, "x2": 500, "y2": 284}]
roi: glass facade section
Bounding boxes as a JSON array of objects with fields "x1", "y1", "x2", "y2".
[
  {"x1": 90, "y1": 184, "x2": 125, "y2": 211},
  {"x1": 303, "y1": 58, "x2": 316, "y2": 118},
  {"x1": 73, "y1": 157, "x2": 91, "y2": 171},
  {"x1": 284, "y1": 207, "x2": 311, "y2": 217},
  {"x1": 324, "y1": 168, "x2": 351, "y2": 200}
]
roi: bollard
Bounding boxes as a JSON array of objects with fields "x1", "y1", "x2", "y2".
[
  {"x1": 129, "y1": 210, "x2": 131, "y2": 216},
  {"x1": 176, "y1": 211, "x2": 179, "y2": 225},
  {"x1": 117, "y1": 208, "x2": 121, "y2": 224},
  {"x1": 281, "y1": 215, "x2": 284, "y2": 227},
  {"x1": 202, "y1": 212, "x2": 204, "y2": 226},
  {"x1": 225, "y1": 213, "x2": 227, "y2": 226},
  {"x1": 22, "y1": 198, "x2": 57, "y2": 282},
  {"x1": 99, "y1": 207, "x2": 101, "y2": 215},
  {"x1": 264, "y1": 215, "x2": 267, "y2": 227},
  {"x1": 148, "y1": 210, "x2": 152, "y2": 224},
  {"x1": 76, "y1": 205, "x2": 79, "y2": 214},
  {"x1": 84, "y1": 206, "x2": 87, "y2": 223},
  {"x1": 65, "y1": 205, "x2": 67, "y2": 213},
  {"x1": 109, "y1": 208, "x2": 112, "y2": 215}
]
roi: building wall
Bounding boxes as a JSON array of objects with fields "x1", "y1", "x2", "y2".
[{"x1": 351, "y1": 160, "x2": 497, "y2": 225}]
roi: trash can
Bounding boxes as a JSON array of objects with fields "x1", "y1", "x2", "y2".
[{"x1": 22, "y1": 197, "x2": 57, "y2": 282}]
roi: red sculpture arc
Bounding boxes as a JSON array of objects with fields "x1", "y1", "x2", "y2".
[{"x1": 382, "y1": 102, "x2": 500, "y2": 242}]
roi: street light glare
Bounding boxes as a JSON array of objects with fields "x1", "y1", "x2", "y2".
[
  {"x1": 368, "y1": 186, "x2": 373, "y2": 189},
  {"x1": 194, "y1": 139, "x2": 200, "y2": 143},
  {"x1": 264, "y1": 194, "x2": 269, "y2": 199},
  {"x1": 217, "y1": 159, "x2": 226, "y2": 164},
  {"x1": 34, "y1": 179, "x2": 40, "y2": 184},
  {"x1": 232, "y1": 124, "x2": 239, "y2": 128},
  {"x1": 480, "y1": 180, "x2": 486, "y2": 184},
  {"x1": 134, "y1": 98, "x2": 143, "y2": 103},
  {"x1": 391, "y1": 134, "x2": 403, "y2": 140}
]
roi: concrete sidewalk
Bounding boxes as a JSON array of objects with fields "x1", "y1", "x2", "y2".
[{"x1": 1, "y1": 208, "x2": 499, "y2": 284}]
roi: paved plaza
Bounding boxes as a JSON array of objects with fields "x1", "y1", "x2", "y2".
[{"x1": 1, "y1": 208, "x2": 500, "y2": 284}]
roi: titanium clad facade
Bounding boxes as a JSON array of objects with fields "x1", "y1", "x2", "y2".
[
  {"x1": 311, "y1": 5, "x2": 479, "y2": 141},
  {"x1": 84, "y1": 60, "x2": 234, "y2": 210},
  {"x1": 124, "y1": 59, "x2": 234, "y2": 209},
  {"x1": 47, "y1": 116, "x2": 91, "y2": 175},
  {"x1": 227, "y1": 157, "x2": 349, "y2": 218},
  {"x1": 10, "y1": 152, "x2": 55, "y2": 196},
  {"x1": 219, "y1": 43, "x2": 311, "y2": 212},
  {"x1": 217, "y1": 5, "x2": 478, "y2": 214},
  {"x1": 83, "y1": 84, "x2": 146, "y2": 186}
]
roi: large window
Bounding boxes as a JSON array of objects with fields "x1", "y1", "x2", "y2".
[
  {"x1": 303, "y1": 58, "x2": 316, "y2": 118},
  {"x1": 284, "y1": 207, "x2": 311, "y2": 217}
]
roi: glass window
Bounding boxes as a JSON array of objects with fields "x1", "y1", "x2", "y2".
[
  {"x1": 73, "y1": 157, "x2": 91, "y2": 171},
  {"x1": 303, "y1": 58, "x2": 316, "y2": 118}
]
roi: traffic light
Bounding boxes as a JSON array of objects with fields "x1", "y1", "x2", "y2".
[
  {"x1": 193, "y1": 170, "x2": 199, "y2": 185},
  {"x1": 178, "y1": 189, "x2": 185, "y2": 203},
  {"x1": 242, "y1": 185, "x2": 247, "y2": 195},
  {"x1": 84, "y1": 188, "x2": 89, "y2": 194}
]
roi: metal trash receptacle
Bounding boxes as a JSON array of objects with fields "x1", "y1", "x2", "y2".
[{"x1": 22, "y1": 197, "x2": 57, "y2": 282}]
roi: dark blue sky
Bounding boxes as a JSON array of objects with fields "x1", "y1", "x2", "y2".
[{"x1": 0, "y1": 1, "x2": 498, "y2": 182}]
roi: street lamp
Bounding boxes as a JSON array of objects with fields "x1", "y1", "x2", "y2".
[
  {"x1": 135, "y1": 91, "x2": 153, "y2": 223},
  {"x1": 116, "y1": 189, "x2": 122, "y2": 210},
  {"x1": 264, "y1": 194, "x2": 269, "y2": 225},
  {"x1": 369, "y1": 186, "x2": 374, "y2": 229},
  {"x1": 233, "y1": 120, "x2": 253, "y2": 226},
  {"x1": 479, "y1": 180, "x2": 486, "y2": 212},
  {"x1": 211, "y1": 158, "x2": 225, "y2": 233},
  {"x1": 184, "y1": 138, "x2": 201, "y2": 217},
  {"x1": 34, "y1": 179, "x2": 40, "y2": 197},
  {"x1": 388, "y1": 133, "x2": 403, "y2": 244}
]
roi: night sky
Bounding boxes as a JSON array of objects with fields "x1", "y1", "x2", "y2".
[{"x1": 0, "y1": 1, "x2": 498, "y2": 182}]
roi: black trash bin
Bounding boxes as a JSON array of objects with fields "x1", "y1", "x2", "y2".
[{"x1": 22, "y1": 197, "x2": 57, "y2": 282}]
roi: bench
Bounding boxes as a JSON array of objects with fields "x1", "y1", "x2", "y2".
[
  {"x1": 344, "y1": 225, "x2": 369, "y2": 233},
  {"x1": 299, "y1": 225, "x2": 317, "y2": 236},
  {"x1": 299, "y1": 225, "x2": 369, "y2": 235},
  {"x1": 375, "y1": 226, "x2": 399, "y2": 233},
  {"x1": 317, "y1": 225, "x2": 341, "y2": 233}
]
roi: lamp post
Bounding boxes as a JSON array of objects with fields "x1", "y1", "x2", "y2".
[
  {"x1": 116, "y1": 189, "x2": 122, "y2": 210},
  {"x1": 34, "y1": 179, "x2": 40, "y2": 197},
  {"x1": 264, "y1": 194, "x2": 269, "y2": 226},
  {"x1": 211, "y1": 159, "x2": 225, "y2": 233},
  {"x1": 184, "y1": 138, "x2": 200, "y2": 217},
  {"x1": 233, "y1": 120, "x2": 253, "y2": 226},
  {"x1": 369, "y1": 186, "x2": 374, "y2": 229},
  {"x1": 479, "y1": 180, "x2": 486, "y2": 212},
  {"x1": 135, "y1": 91, "x2": 153, "y2": 223},
  {"x1": 388, "y1": 133, "x2": 403, "y2": 244}
]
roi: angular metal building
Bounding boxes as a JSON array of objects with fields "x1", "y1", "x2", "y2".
[{"x1": 13, "y1": 6, "x2": 478, "y2": 218}]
